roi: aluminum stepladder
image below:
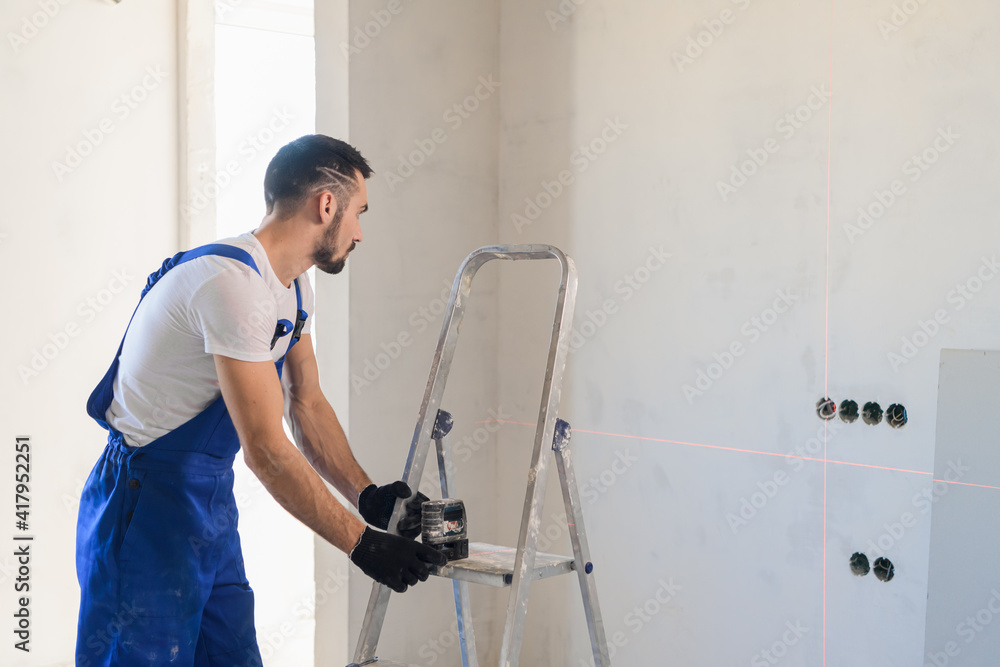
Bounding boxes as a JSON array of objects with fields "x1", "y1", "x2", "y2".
[{"x1": 348, "y1": 245, "x2": 611, "y2": 667}]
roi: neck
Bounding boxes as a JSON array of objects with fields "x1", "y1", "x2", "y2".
[{"x1": 252, "y1": 216, "x2": 313, "y2": 287}]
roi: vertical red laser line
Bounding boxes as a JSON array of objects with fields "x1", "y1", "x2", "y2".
[{"x1": 824, "y1": 2, "x2": 834, "y2": 664}]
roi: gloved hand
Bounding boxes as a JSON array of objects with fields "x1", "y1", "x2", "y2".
[
  {"x1": 349, "y1": 526, "x2": 448, "y2": 593},
  {"x1": 358, "y1": 481, "x2": 428, "y2": 539}
]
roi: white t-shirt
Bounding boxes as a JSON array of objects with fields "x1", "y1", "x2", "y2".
[{"x1": 106, "y1": 232, "x2": 314, "y2": 447}]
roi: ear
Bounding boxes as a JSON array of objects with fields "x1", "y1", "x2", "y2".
[{"x1": 319, "y1": 191, "x2": 338, "y2": 224}]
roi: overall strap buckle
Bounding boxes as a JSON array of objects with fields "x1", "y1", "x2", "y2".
[
  {"x1": 290, "y1": 277, "x2": 309, "y2": 345},
  {"x1": 291, "y1": 309, "x2": 308, "y2": 343}
]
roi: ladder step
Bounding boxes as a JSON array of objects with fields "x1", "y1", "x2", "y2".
[{"x1": 431, "y1": 542, "x2": 575, "y2": 588}]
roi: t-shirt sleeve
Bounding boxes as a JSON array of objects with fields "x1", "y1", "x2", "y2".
[{"x1": 188, "y1": 267, "x2": 276, "y2": 362}]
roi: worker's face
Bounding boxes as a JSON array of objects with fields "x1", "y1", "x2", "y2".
[{"x1": 313, "y1": 171, "x2": 367, "y2": 275}]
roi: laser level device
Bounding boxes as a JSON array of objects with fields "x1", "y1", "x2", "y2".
[{"x1": 422, "y1": 498, "x2": 468, "y2": 561}]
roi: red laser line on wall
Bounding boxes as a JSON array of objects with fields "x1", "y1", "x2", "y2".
[
  {"x1": 475, "y1": 419, "x2": 939, "y2": 475},
  {"x1": 477, "y1": 420, "x2": 1000, "y2": 496},
  {"x1": 827, "y1": 460, "x2": 929, "y2": 476},
  {"x1": 932, "y1": 479, "x2": 1000, "y2": 491}
]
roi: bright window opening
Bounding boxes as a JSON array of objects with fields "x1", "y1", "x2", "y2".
[{"x1": 215, "y1": 2, "x2": 316, "y2": 664}]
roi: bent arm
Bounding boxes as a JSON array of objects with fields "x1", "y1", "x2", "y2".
[
  {"x1": 215, "y1": 352, "x2": 365, "y2": 553},
  {"x1": 281, "y1": 334, "x2": 373, "y2": 507}
]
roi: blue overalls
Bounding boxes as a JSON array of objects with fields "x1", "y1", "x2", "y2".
[{"x1": 76, "y1": 244, "x2": 307, "y2": 666}]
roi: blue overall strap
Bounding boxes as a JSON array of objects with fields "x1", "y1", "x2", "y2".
[
  {"x1": 141, "y1": 244, "x2": 260, "y2": 298},
  {"x1": 85, "y1": 244, "x2": 261, "y2": 430},
  {"x1": 290, "y1": 278, "x2": 309, "y2": 351},
  {"x1": 272, "y1": 280, "x2": 309, "y2": 382}
]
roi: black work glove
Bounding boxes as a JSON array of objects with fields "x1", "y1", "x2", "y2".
[
  {"x1": 358, "y1": 481, "x2": 428, "y2": 539},
  {"x1": 349, "y1": 526, "x2": 448, "y2": 593}
]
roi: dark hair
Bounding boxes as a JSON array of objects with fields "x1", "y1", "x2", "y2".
[{"x1": 263, "y1": 135, "x2": 373, "y2": 217}]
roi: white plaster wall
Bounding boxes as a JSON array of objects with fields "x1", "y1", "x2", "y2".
[
  {"x1": 503, "y1": 1, "x2": 1000, "y2": 665},
  {"x1": 0, "y1": 0, "x2": 178, "y2": 664},
  {"x1": 318, "y1": 1, "x2": 1000, "y2": 665}
]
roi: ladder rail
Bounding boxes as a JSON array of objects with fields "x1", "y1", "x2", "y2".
[
  {"x1": 352, "y1": 245, "x2": 576, "y2": 666},
  {"x1": 553, "y1": 422, "x2": 611, "y2": 667},
  {"x1": 497, "y1": 250, "x2": 578, "y2": 667}
]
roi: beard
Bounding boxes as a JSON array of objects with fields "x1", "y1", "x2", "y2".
[{"x1": 312, "y1": 217, "x2": 353, "y2": 274}]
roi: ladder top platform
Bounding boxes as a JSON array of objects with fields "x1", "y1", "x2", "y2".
[{"x1": 431, "y1": 542, "x2": 576, "y2": 589}]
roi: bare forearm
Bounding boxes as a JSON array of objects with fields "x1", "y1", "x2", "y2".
[
  {"x1": 287, "y1": 396, "x2": 372, "y2": 507},
  {"x1": 244, "y1": 435, "x2": 365, "y2": 553}
]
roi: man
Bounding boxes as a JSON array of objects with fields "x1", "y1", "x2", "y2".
[{"x1": 76, "y1": 135, "x2": 446, "y2": 666}]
